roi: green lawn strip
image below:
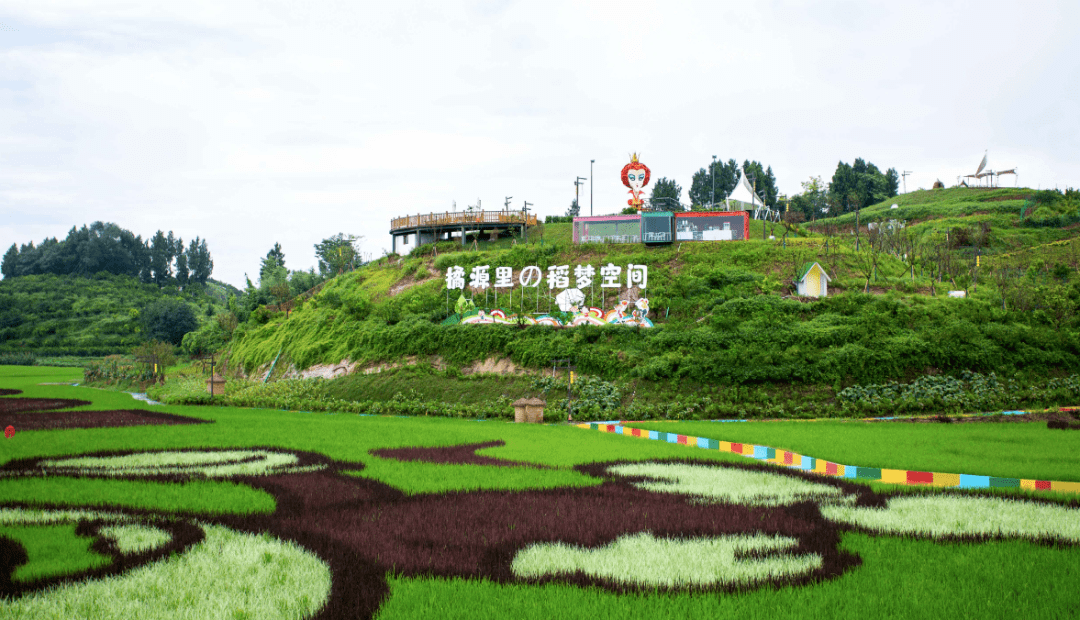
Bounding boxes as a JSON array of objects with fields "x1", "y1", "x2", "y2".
[
  {"x1": 620, "y1": 420, "x2": 1080, "y2": 483},
  {"x1": 352, "y1": 460, "x2": 600, "y2": 494},
  {"x1": 0, "y1": 367, "x2": 171, "y2": 413},
  {"x1": 0, "y1": 478, "x2": 274, "y2": 515},
  {"x1": 0, "y1": 525, "x2": 331, "y2": 620},
  {"x1": 376, "y1": 533, "x2": 1080, "y2": 619},
  {"x1": 0, "y1": 366, "x2": 82, "y2": 391},
  {"x1": 0, "y1": 524, "x2": 110, "y2": 582}
]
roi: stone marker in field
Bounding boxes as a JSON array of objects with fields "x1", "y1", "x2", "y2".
[
  {"x1": 206, "y1": 373, "x2": 226, "y2": 396},
  {"x1": 513, "y1": 398, "x2": 546, "y2": 423}
]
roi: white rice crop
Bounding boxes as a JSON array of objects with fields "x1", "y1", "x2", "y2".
[
  {"x1": 512, "y1": 532, "x2": 821, "y2": 587},
  {"x1": 821, "y1": 495, "x2": 1080, "y2": 542},
  {"x1": 609, "y1": 462, "x2": 851, "y2": 507},
  {"x1": 0, "y1": 508, "x2": 130, "y2": 526},
  {"x1": 0, "y1": 524, "x2": 332, "y2": 619},
  {"x1": 98, "y1": 525, "x2": 172, "y2": 554},
  {"x1": 39, "y1": 450, "x2": 301, "y2": 478}
]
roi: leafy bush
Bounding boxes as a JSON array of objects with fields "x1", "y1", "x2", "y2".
[
  {"x1": 0, "y1": 351, "x2": 35, "y2": 366},
  {"x1": 140, "y1": 298, "x2": 200, "y2": 345},
  {"x1": 531, "y1": 375, "x2": 624, "y2": 422},
  {"x1": 837, "y1": 371, "x2": 1080, "y2": 415},
  {"x1": 149, "y1": 376, "x2": 517, "y2": 420},
  {"x1": 84, "y1": 355, "x2": 156, "y2": 385},
  {"x1": 181, "y1": 320, "x2": 231, "y2": 356}
]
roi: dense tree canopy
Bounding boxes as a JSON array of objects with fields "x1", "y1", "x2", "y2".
[
  {"x1": 315, "y1": 234, "x2": 363, "y2": 276},
  {"x1": 787, "y1": 175, "x2": 828, "y2": 221},
  {"x1": 828, "y1": 158, "x2": 899, "y2": 213},
  {"x1": 0, "y1": 222, "x2": 213, "y2": 287},
  {"x1": 688, "y1": 158, "x2": 739, "y2": 208},
  {"x1": 648, "y1": 177, "x2": 684, "y2": 211},
  {"x1": 139, "y1": 298, "x2": 200, "y2": 345},
  {"x1": 259, "y1": 243, "x2": 287, "y2": 288},
  {"x1": 742, "y1": 161, "x2": 779, "y2": 209}
]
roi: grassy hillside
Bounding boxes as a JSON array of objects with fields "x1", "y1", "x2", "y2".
[
  {"x1": 220, "y1": 189, "x2": 1079, "y2": 410},
  {"x1": 815, "y1": 187, "x2": 1080, "y2": 252},
  {"x1": 0, "y1": 273, "x2": 237, "y2": 357}
]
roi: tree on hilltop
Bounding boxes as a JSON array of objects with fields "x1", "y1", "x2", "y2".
[
  {"x1": 1, "y1": 244, "x2": 19, "y2": 279},
  {"x1": 260, "y1": 242, "x2": 287, "y2": 287},
  {"x1": 742, "y1": 161, "x2": 779, "y2": 209},
  {"x1": 316, "y1": 234, "x2": 363, "y2": 276},
  {"x1": 829, "y1": 158, "x2": 898, "y2": 213},
  {"x1": 649, "y1": 177, "x2": 684, "y2": 211},
  {"x1": 187, "y1": 237, "x2": 213, "y2": 285},
  {"x1": 689, "y1": 158, "x2": 739, "y2": 208}
]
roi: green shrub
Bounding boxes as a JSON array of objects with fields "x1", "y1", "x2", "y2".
[
  {"x1": 0, "y1": 351, "x2": 35, "y2": 366},
  {"x1": 140, "y1": 298, "x2": 199, "y2": 345}
]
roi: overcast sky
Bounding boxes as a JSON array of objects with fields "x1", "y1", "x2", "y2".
[{"x1": 1, "y1": 1, "x2": 1078, "y2": 288}]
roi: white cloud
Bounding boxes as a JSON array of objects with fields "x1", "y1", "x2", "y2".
[{"x1": 0, "y1": 0, "x2": 1077, "y2": 286}]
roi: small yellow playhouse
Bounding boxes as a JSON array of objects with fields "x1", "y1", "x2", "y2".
[{"x1": 796, "y1": 262, "x2": 830, "y2": 298}]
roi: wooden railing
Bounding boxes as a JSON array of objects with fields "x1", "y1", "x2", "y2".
[{"x1": 390, "y1": 210, "x2": 538, "y2": 231}]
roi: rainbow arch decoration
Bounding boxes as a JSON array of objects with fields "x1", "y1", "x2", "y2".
[{"x1": 577, "y1": 422, "x2": 1080, "y2": 495}]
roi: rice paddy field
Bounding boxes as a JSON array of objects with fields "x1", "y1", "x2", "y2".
[{"x1": 2, "y1": 366, "x2": 1079, "y2": 619}]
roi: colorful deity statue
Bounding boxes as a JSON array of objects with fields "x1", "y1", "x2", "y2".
[{"x1": 621, "y1": 153, "x2": 651, "y2": 211}]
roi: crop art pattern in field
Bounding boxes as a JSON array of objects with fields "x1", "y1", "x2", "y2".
[
  {"x1": 0, "y1": 388, "x2": 208, "y2": 431},
  {"x1": 1, "y1": 444, "x2": 1079, "y2": 620}
]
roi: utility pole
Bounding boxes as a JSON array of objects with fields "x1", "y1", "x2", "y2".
[
  {"x1": 574, "y1": 177, "x2": 587, "y2": 215},
  {"x1": 590, "y1": 159, "x2": 595, "y2": 216},
  {"x1": 505, "y1": 196, "x2": 512, "y2": 210},
  {"x1": 522, "y1": 200, "x2": 533, "y2": 242},
  {"x1": 711, "y1": 155, "x2": 717, "y2": 210},
  {"x1": 752, "y1": 176, "x2": 766, "y2": 241},
  {"x1": 902, "y1": 170, "x2": 913, "y2": 194}
]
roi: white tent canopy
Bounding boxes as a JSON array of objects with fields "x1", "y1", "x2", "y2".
[{"x1": 725, "y1": 166, "x2": 759, "y2": 210}]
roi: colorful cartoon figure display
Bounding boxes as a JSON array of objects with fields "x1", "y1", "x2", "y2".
[{"x1": 621, "y1": 153, "x2": 651, "y2": 211}]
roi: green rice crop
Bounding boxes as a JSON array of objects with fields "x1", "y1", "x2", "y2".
[
  {"x1": 0, "y1": 477, "x2": 275, "y2": 515},
  {"x1": 0, "y1": 524, "x2": 110, "y2": 582}
]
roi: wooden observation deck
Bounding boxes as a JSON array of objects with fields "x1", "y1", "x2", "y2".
[{"x1": 389, "y1": 209, "x2": 538, "y2": 253}]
